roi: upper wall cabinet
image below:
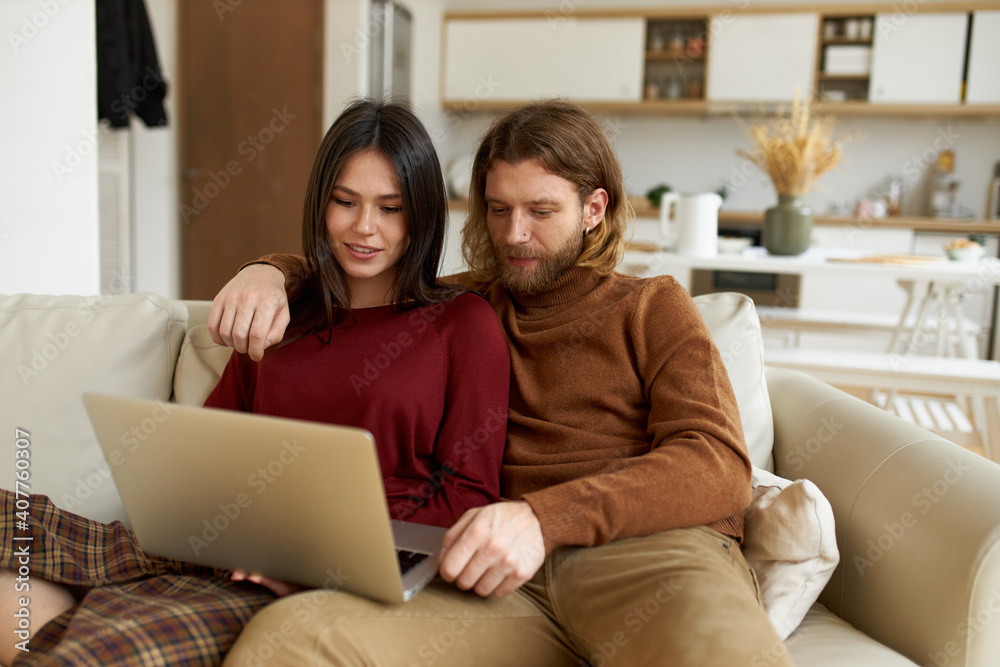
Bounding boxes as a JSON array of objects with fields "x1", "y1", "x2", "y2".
[
  {"x1": 442, "y1": 18, "x2": 645, "y2": 103},
  {"x1": 966, "y1": 11, "x2": 1000, "y2": 104},
  {"x1": 706, "y1": 13, "x2": 819, "y2": 103},
  {"x1": 868, "y1": 13, "x2": 968, "y2": 104}
]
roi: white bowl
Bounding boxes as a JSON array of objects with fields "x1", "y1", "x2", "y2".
[
  {"x1": 945, "y1": 246, "x2": 986, "y2": 262},
  {"x1": 718, "y1": 236, "x2": 753, "y2": 254}
]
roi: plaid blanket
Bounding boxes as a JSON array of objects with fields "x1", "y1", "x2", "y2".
[{"x1": 1, "y1": 490, "x2": 275, "y2": 666}]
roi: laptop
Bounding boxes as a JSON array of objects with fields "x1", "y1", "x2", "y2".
[{"x1": 81, "y1": 392, "x2": 447, "y2": 604}]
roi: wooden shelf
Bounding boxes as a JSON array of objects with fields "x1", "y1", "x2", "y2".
[
  {"x1": 442, "y1": 99, "x2": 1000, "y2": 119},
  {"x1": 646, "y1": 50, "x2": 706, "y2": 61},
  {"x1": 818, "y1": 74, "x2": 871, "y2": 81},
  {"x1": 448, "y1": 199, "x2": 997, "y2": 235},
  {"x1": 821, "y1": 37, "x2": 873, "y2": 45}
]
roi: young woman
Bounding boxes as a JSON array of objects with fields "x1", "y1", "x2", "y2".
[{"x1": 0, "y1": 99, "x2": 510, "y2": 666}]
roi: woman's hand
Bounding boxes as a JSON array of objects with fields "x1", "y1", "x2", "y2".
[
  {"x1": 230, "y1": 569, "x2": 307, "y2": 597},
  {"x1": 208, "y1": 263, "x2": 290, "y2": 361}
]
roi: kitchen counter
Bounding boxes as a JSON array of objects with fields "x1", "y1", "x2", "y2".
[
  {"x1": 447, "y1": 199, "x2": 1000, "y2": 236},
  {"x1": 627, "y1": 200, "x2": 1000, "y2": 236}
]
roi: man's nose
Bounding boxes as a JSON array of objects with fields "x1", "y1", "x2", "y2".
[{"x1": 504, "y1": 210, "x2": 529, "y2": 245}]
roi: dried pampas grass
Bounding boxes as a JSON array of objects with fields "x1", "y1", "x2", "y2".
[{"x1": 738, "y1": 92, "x2": 854, "y2": 196}]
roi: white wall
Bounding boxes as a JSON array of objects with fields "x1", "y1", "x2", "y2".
[
  {"x1": 132, "y1": 0, "x2": 178, "y2": 298},
  {"x1": 0, "y1": 0, "x2": 100, "y2": 295}
]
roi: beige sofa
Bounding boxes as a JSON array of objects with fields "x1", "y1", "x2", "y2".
[{"x1": 2, "y1": 291, "x2": 999, "y2": 666}]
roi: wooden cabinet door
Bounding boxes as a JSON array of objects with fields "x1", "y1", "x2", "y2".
[
  {"x1": 869, "y1": 13, "x2": 968, "y2": 104},
  {"x1": 706, "y1": 13, "x2": 819, "y2": 103},
  {"x1": 178, "y1": 1, "x2": 323, "y2": 300},
  {"x1": 966, "y1": 11, "x2": 1000, "y2": 104},
  {"x1": 443, "y1": 18, "x2": 644, "y2": 103}
]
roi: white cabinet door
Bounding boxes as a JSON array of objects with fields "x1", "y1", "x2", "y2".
[
  {"x1": 443, "y1": 18, "x2": 644, "y2": 103},
  {"x1": 706, "y1": 13, "x2": 819, "y2": 103},
  {"x1": 869, "y1": 13, "x2": 968, "y2": 104},
  {"x1": 966, "y1": 11, "x2": 1000, "y2": 104}
]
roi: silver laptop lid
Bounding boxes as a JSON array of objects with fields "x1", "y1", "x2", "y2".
[{"x1": 82, "y1": 392, "x2": 420, "y2": 603}]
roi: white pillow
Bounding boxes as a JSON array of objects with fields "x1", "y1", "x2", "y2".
[
  {"x1": 743, "y1": 467, "x2": 839, "y2": 640},
  {"x1": 692, "y1": 292, "x2": 774, "y2": 471},
  {"x1": 173, "y1": 325, "x2": 232, "y2": 406}
]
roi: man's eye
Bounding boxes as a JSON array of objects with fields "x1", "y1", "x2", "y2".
[
  {"x1": 534, "y1": 210, "x2": 554, "y2": 217},
  {"x1": 489, "y1": 207, "x2": 507, "y2": 215}
]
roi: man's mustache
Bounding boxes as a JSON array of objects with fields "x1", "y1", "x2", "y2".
[{"x1": 495, "y1": 245, "x2": 541, "y2": 260}]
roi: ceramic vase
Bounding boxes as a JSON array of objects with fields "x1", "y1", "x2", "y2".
[{"x1": 764, "y1": 194, "x2": 813, "y2": 256}]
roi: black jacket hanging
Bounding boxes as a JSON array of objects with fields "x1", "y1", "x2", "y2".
[{"x1": 96, "y1": 0, "x2": 168, "y2": 128}]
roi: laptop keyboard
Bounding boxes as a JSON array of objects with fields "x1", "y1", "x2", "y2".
[{"x1": 396, "y1": 549, "x2": 429, "y2": 575}]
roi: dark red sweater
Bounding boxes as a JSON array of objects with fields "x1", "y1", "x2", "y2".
[{"x1": 203, "y1": 292, "x2": 510, "y2": 528}]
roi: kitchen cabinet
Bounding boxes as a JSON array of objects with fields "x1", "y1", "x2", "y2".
[
  {"x1": 966, "y1": 11, "x2": 1000, "y2": 104},
  {"x1": 441, "y1": 5, "x2": 1000, "y2": 118},
  {"x1": 868, "y1": 13, "x2": 968, "y2": 104},
  {"x1": 815, "y1": 14, "x2": 876, "y2": 102},
  {"x1": 442, "y1": 18, "x2": 644, "y2": 104},
  {"x1": 705, "y1": 13, "x2": 819, "y2": 103}
]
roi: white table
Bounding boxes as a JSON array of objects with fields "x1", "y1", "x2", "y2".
[
  {"x1": 623, "y1": 246, "x2": 1000, "y2": 360},
  {"x1": 623, "y1": 246, "x2": 1000, "y2": 284}
]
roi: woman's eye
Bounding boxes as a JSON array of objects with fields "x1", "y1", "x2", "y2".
[
  {"x1": 489, "y1": 207, "x2": 507, "y2": 215},
  {"x1": 335, "y1": 199, "x2": 354, "y2": 207},
  {"x1": 382, "y1": 206, "x2": 402, "y2": 214}
]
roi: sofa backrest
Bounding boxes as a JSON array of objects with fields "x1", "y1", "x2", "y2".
[
  {"x1": 0, "y1": 293, "x2": 188, "y2": 525},
  {"x1": 1, "y1": 290, "x2": 772, "y2": 525}
]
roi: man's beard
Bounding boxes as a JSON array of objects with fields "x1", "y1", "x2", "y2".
[{"x1": 493, "y1": 229, "x2": 584, "y2": 295}]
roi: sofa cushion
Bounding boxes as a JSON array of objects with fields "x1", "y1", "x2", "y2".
[
  {"x1": 692, "y1": 292, "x2": 774, "y2": 470},
  {"x1": 173, "y1": 325, "x2": 233, "y2": 407},
  {"x1": 744, "y1": 467, "x2": 839, "y2": 640},
  {"x1": 0, "y1": 293, "x2": 187, "y2": 525},
  {"x1": 786, "y1": 603, "x2": 919, "y2": 666}
]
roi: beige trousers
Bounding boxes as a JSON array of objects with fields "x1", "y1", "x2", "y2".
[{"x1": 223, "y1": 526, "x2": 793, "y2": 667}]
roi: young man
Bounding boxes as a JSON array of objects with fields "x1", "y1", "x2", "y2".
[{"x1": 213, "y1": 101, "x2": 792, "y2": 666}]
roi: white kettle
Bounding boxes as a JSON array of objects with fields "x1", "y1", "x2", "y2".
[{"x1": 659, "y1": 192, "x2": 722, "y2": 256}]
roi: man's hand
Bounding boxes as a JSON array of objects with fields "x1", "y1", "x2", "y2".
[
  {"x1": 208, "y1": 264, "x2": 290, "y2": 361},
  {"x1": 437, "y1": 501, "x2": 545, "y2": 599},
  {"x1": 231, "y1": 569, "x2": 307, "y2": 597}
]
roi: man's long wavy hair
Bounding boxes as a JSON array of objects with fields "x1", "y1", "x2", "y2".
[
  {"x1": 293, "y1": 98, "x2": 461, "y2": 340},
  {"x1": 461, "y1": 100, "x2": 634, "y2": 282}
]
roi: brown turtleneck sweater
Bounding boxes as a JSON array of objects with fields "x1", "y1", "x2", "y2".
[{"x1": 258, "y1": 256, "x2": 752, "y2": 553}]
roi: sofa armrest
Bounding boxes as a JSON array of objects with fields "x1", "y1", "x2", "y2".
[{"x1": 766, "y1": 367, "x2": 1000, "y2": 667}]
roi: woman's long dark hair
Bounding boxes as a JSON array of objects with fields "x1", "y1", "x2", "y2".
[{"x1": 291, "y1": 98, "x2": 461, "y2": 339}]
